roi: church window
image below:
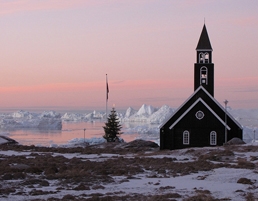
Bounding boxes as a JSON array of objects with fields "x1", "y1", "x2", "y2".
[
  {"x1": 204, "y1": 52, "x2": 209, "y2": 63},
  {"x1": 200, "y1": 66, "x2": 208, "y2": 85},
  {"x1": 195, "y1": 110, "x2": 204, "y2": 120},
  {"x1": 183, "y1": 130, "x2": 190, "y2": 145},
  {"x1": 210, "y1": 131, "x2": 217, "y2": 145}
]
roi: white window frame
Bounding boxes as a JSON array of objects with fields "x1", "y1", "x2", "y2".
[
  {"x1": 210, "y1": 131, "x2": 217, "y2": 145},
  {"x1": 204, "y1": 52, "x2": 209, "y2": 63},
  {"x1": 183, "y1": 130, "x2": 190, "y2": 145},
  {"x1": 199, "y1": 52, "x2": 209, "y2": 63},
  {"x1": 200, "y1": 66, "x2": 208, "y2": 85},
  {"x1": 199, "y1": 53, "x2": 204, "y2": 63},
  {"x1": 195, "y1": 110, "x2": 204, "y2": 120}
]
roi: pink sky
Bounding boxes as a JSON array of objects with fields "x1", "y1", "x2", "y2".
[{"x1": 0, "y1": 0, "x2": 258, "y2": 111}]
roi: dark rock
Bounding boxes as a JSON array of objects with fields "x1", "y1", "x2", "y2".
[
  {"x1": 92, "y1": 185, "x2": 105, "y2": 190},
  {"x1": 124, "y1": 139, "x2": 159, "y2": 148},
  {"x1": 0, "y1": 136, "x2": 18, "y2": 145},
  {"x1": 2, "y1": 173, "x2": 13, "y2": 180},
  {"x1": 73, "y1": 184, "x2": 90, "y2": 190},
  {"x1": 237, "y1": 178, "x2": 254, "y2": 185},
  {"x1": 226, "y1": 138, "x2": 245, "y2": 145},
  {"x1": 45, "y1": 166, "x2": 58, "y2": 175},
  {"x1": 62, "y1": 194, "x2": 76, "y2": 200},
  {"x1": 13, "y1": 172, "x2": 26, "y2": 179},
  {"x1": 22, "y1": 179, "x2": 49, "y2": 186},
  {"x1": 10, "y1": 163, "x2": 30, "y2": 170}
]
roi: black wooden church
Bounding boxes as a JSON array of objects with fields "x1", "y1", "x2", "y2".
[{"x1": 159, "y1": 24, "x2": 242, "y2": 150}]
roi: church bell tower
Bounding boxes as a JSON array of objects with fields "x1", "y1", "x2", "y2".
[{"x1": 194, "y1": 24, "x2": 214, "y2": 96}]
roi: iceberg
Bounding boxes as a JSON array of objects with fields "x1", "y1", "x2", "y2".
[
  {"x1": 123, "y1": 104, "x2": 157, "y2": 122},
  {"x1": 0, "y1": 110, "x2": 62, "y2": 130},
  {"x1": 39, "y1": 111, "x2": 61, "y2": 118},
  {"x1": 12, "y1": 110, "x2": 35, "y2": 119},
  {"x1": 137, "y1": 104, "x2": 156, "y2": 116},
  {"x1": 124, "y1": 107, "x2": 136, "y2": 118},
  {"x1": 37, "y1": 118, "x2": 62, "y2": 130},
  {"x1": 148, "y1": 105, "x2": 174, "y2": 124},
  {"x1": 61, "y1": 113, "x2": 84, "y2": 122}
]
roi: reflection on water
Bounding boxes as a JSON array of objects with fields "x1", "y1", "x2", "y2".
[{"x1": 4, "y1": 121, "x2": 140, "y2": 146}]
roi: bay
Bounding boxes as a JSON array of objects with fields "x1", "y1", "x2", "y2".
[{"x1": 5, "y1": 121, "x2": 140, "y2": 146}]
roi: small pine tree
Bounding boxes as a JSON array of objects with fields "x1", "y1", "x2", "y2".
[{"x1": 103, "y1": 107, "x2": 123, "y2": 142}]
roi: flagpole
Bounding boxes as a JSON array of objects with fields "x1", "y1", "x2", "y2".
[{"x1": 106, "y1": 74, "x2": 108, "y2": 121}]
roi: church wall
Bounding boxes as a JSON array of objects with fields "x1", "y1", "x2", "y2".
[
  {"x1": 160, "y1": 89, "x2": 243, "y2": 150},
  {"x1": 160, "y1": 127, "x2": 172, "y2": 149},
  {"x1": 171, "y1": 103, "x2": 225, "y2": 149}
]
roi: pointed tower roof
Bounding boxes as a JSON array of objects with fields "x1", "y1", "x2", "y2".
[{"x1": 196, "y1": 24, "x2": 212, "y2": 50}]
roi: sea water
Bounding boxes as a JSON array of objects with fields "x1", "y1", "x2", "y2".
[{"x1": 5, "y1": 121, "x2": 140, "y2": 146}]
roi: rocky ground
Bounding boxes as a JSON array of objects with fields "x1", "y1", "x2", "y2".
[{"x1": 0, "y1": 140, "x2": 258, "y2": 201}]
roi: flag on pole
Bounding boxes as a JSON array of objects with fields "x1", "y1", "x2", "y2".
[{"x1": 106, "y1": 74, "x2": 109, "y2": 100}]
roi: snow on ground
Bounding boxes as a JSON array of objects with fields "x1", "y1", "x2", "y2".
[
  {"x1": 0, "y1": 137, "x2": 8, "y2": 145},
  {"x1": 67, "y1": 137, "x2": 106, "y2": 146},
  {"x1": 104, "y1": 168, "x2": 257, "y2": 200},
  {"x1": 0, "y1": 145, "x2": 257, "y2": 200}
]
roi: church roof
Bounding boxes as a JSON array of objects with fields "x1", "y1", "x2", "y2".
[
  {"x1": 159, "y1": 86, "x2": 242, "y2": 129},
  {"x1": 196, "y1": 24, "x2": 213, "y2": 50},
  {"x1": 169, "y1": 98, "x2": 231, "y2": 130}
]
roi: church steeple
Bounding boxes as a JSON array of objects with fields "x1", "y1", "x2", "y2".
[
  {"x1": 196, "y1": 24, "x2": 212, "y2": 50},
  {"x1": 194, "y1": 24, "x2": 214, "y2": 96}
]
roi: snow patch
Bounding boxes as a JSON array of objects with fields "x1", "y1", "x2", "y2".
[{"x1": 67, "y1": 137, "x2": 106, "y2": 146}]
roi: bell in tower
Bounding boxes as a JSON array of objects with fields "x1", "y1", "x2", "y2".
[{"x1": 194, "y1": 24, "x2": 214, "y2": 96}]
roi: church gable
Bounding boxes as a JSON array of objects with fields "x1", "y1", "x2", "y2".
[
  {"x1": 160, "y1": 86, "x2": 241, "y2": 131},
  {"x1": 169, "y1": 98, "x2": 231, "y2": 130},
  {"x1": 160, "y1": 86, "x2": 215, "y2": 129},
  {"x1": 170, "y1": 102, "x2": 230, "y2": 149}
]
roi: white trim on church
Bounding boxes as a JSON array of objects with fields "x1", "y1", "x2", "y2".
[
  {"x1": 169, "y1": 97, "x2": 231, "y2": 130},
  {"x1": 159, "y1": 85, "x2": 242, "y2": 129}
]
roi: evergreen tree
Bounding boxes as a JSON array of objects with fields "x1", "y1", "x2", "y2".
[{"x1": 103, "y1": 107, "x2": 123, "y2": 142}]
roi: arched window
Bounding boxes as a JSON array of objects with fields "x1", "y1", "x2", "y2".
[
  {"x1": 183, "y1": 130, "x2": 190, "y2": 145},
  {"x1": 200, "y1": 66, "x2": 208, "y2": 85},
  {"x1": 210, "y1": 131, "x2": 217, "y2": 145},
  {"x1": 199, "y1": 53, "x2": 204, "y2": 63},
  {"x1": 204, "y1": 52, "x2": 209, "y2": 63}
]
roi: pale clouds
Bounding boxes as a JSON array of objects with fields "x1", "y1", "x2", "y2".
[{"x1": 0, "y1": 0, "x2": 98, "y2": 16}]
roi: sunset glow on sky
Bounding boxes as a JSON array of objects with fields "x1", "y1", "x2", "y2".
[{"x1": 0, "y1": 0, "x2": 258, "y2": 111}]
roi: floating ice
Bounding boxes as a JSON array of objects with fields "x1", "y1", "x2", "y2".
[
  {"x1": 123, "y1": 104, "x2": 157, "y2": 122},
  {"x1": 0, "y1": 110, "x2": 62, "y2": 130},
  {"x1": 148, "y1": 105, "x2": 174, "y2": 124},
  {"x1": 39, "y1": 111, "x2": 61, "y2": 118},
  {"x1": 61, "y1": 113, "x2": 83, "y2": 122},
  {"x1": 124, "y1": 107, "x2": 136, "y2": 118},
  {"x1": 67, "y1": 137, "x2": 106, "y2": 145},
  {"x1": 12, "y1": 110, "x2": 35, "y2": 119}
]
